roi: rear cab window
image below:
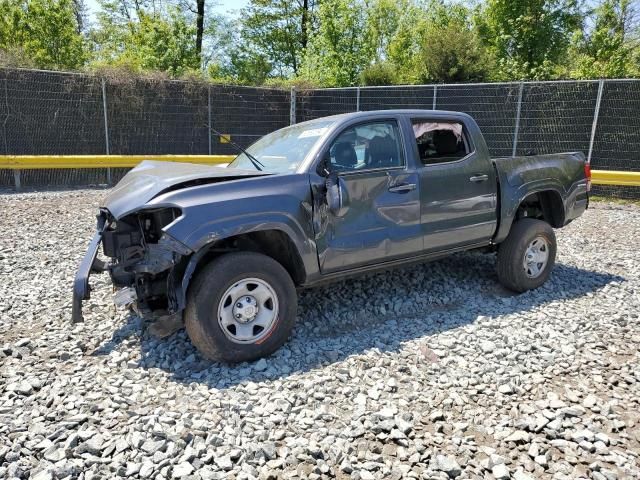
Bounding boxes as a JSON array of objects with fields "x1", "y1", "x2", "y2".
[{"x1": 411, "y1": 119, "x2": 472, "y2": 165}]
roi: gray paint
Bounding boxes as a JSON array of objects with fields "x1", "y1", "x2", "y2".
[
  {"x1": 72, "y1": 110, "x2": 589, "y2": 323},
  {"x1": 103, "y1": 160, "x2": 270, "y2": 219}
]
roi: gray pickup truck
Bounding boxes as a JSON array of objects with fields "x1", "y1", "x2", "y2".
[{"x1": 73, "y1": 110, "x2": 589, "y2": 362}]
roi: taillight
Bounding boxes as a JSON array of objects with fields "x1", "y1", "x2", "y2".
[{"x1": 584, "y1": 162, "x2": 592, "y2": 191}]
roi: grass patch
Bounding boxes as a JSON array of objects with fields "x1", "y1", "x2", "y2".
[{"x1": 590, "y1": 195, "x2": 640, "y2": 206}]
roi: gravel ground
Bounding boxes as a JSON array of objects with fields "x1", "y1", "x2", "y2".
[{"x1": 1, "y1": 189, "x2": 639, "y2": 480}]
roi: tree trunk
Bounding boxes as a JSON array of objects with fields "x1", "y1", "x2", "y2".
[
  {"x1": 196, "y1": 0, "x2": 205, "y2": 57},
  {"x1": 301, "y1": 0, "x2": 309, "y2": 50},
  {"x1": 71, "y1": 0, "x2": 85, "y2": 34}
]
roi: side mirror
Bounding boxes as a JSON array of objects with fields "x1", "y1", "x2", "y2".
[
  {"x1": 318, "y1": 154, "x2": 332, "y2": 177},
  {"x1": 326, "y1": 173, "x2": 349, "y2": 217}
]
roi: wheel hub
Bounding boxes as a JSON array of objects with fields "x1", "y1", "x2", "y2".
[
  {"x1": 233, "y1": 295, "x2": 258, "y2": 323},
  {"x1": 218, "y1": 278, "x2": 279, "y2": 345},
  {"x1": 523, "y1": 236, "x2": 549, "y2": 279}
]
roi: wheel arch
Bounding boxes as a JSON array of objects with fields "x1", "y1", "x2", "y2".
[
  {"x1": 175, "y1": 227, "x2": 307, "y2": 313},
  {"x1": 521, "y1": 189, "x2": 566, "y2": 228},
  {"x1": 495, "y1": 187, "x2": 566, "y2": 243}
]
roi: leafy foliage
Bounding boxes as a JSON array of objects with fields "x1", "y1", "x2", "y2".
[
  {"x1": 300, "y1": 0, "x2": 372, "y2": 86},
  {"x1": 476, "y1": 0, "x2": 583, "y2": 80},
  {"x1": 569, "y1": 0, "x2": 640, "y2": 78},
  {"x1": 0, "y1": 0, "x2": 86, "y2": 70},
  {"x1": 360, "y1": 62, "x2": 397, "y2": 86},
  {"x1": 89, "y1": 2, "x2": 199, "y2": 76},
  {"x1": 237, "y1": 0, "x2": 318, "y2": 77},
  {"x1": 419, "y1": 22, "x2": 493, "y2": 83},
  {"x1": 384, "y1": 1, "x2": 493, "y2": 83},
  {"x1": 1, "y1": 0, "x2": 639, "y2": 85}
]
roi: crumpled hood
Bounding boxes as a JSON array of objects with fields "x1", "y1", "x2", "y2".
[{"x1": 102, "y1": 160, "x2": 269, "y2": 218}]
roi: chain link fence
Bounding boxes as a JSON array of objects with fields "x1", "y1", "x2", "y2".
[
  {"x1": 0, "y1": 69, "x2": 107, "y2": 186},
  {"x1": 0, "y1": 68, "x2": 292, "y2": 188},
  {"x1": 0, "y1": 68, "x2": 639, "y2": 198},
  {"x1": 302, "y1": 81, "x2": 639, "y2": 198}
]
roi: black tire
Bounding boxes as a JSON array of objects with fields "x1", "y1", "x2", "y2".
[
  {"x1": 496, "y1": 218, "x2": 557, "y2": 292},
  {"x1": 185, "y1": 252, "x2": 297, "y2": 363}
]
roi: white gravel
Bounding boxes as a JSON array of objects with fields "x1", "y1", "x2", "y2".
[{"x1": 1, "y1": 189, "x2": 639, "y2": 480}]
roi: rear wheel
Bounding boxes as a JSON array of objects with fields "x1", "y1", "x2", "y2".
[
  {"x1": 185, "y1": 252, "x2": 297, "y2": 363},
  {"x1": 496, "y1": 219, "x2": 557, "y2": 292}
]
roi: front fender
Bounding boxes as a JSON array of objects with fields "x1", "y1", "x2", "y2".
[
  {"x1": 149, "y1": 172, "x2": 316, "y2": 261},
  {"x1": 185, "y1": 212, "x2": 311, "y2": 252},
  {"x1": 186, "y1": 213, "x2": 318, "y2": 277},
  {"x1": 146, "y1": 173, "x2": 321, "y2": 311},
  {"x1": 172, "y1": 217, "x2": 317, "y2": 312}
]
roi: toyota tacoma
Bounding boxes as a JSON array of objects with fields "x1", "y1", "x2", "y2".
[{"x1": 73, "y1": 110, "x2": 590, "y2": 362}]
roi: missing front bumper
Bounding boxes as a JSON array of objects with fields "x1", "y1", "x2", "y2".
[{"x1": 72, "y1": 219, "x2": 192, "y2": 324}]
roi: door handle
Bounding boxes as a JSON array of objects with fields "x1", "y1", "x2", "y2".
[
  {"x1": 469, "y1": 174, "x2": 489, "y2": 182},
  {"x1": 388, "y1": 183, "x2": 417, "y2": 193}
]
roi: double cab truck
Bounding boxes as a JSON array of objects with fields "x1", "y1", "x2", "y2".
[{"x1": 73, "y1": 110, "x2": 590, "y2": 362}]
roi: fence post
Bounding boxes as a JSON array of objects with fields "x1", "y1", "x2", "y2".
[
  {"x1": 208, "y1": 85, "x2": 212, "y2": 155},
  {"x1": 587, "y1": 80, "x2": 605, "y2": 165},
  {"x1": 13, "y1": 170, "x2": 20, "y2": 191},
  {"x1": 101, "y1": 78, "x2": 111, "y2": 184},
  {"x1": 290, "y1": 87, "x2": 296, "y2": 125},
  {"x1": 356, "y1": 87, "x2": 360, "y2": 111},
  {"x1": 432, "y1": 85, "x2": 437, "y2": 110},
  {"x1": 512, "y1": 82, "x2": 524, "y2": 157}
]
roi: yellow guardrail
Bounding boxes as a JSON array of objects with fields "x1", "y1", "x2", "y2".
[
  {"x1": 590, "y1": 170, "x2": 640, "y2": 187},
  {"x1": 0, "y1": 155, "x2": 639, "y2": 187},
  {"x1": 0, "y1": 155, "x2": 235, "y2": 169}
]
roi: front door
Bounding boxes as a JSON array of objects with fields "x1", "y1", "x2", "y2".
[{"x1": 311, "y1": 119, "x2": 422, "y2": 273}]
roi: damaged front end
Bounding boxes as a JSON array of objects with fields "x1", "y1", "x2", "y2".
[{"x1": 72, "y1": 207, "x2": 193, "y2": 323}]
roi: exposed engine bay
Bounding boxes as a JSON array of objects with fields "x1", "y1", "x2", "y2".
[{"x1": 98, "y1": 207, "x2": 192, "y2": 319}]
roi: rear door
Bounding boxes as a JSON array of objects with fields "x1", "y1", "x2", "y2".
[
  {"x1": 411, "y1": 117, "x2": 497, "y2": 252},
  {"x1": 311, "y1": 118, "x2": 422, "y2": 273}
]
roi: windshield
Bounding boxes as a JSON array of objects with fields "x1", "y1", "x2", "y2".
[{"x1": 228, "y1": 120, "x2": 335, "y2": 173}]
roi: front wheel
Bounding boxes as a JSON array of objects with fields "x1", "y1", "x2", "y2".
[
  {"x1": 185, "y1": 252, "x2": 297, "y2": 363},
  {"x1": 496, "y1": 219, "x2": 557, "y2": 292}
]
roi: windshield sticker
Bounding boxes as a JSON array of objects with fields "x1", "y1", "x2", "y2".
[{"x1": 298, "y1": 127, "x2": 327, "y2": 138}]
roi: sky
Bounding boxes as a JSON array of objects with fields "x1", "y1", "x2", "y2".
[
  {"x1": 211, "y1": 0, "x2": 250, "y2": 15},
  {"x1": 85, "y1": 0, "x2": 250, "y2": 21}
]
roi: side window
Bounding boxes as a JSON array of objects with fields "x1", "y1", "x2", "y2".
[
  {"x1": 327, "y1": 121, "x2": 404, "y2": 173},
  {"x1": 412, "y1": 119, "x2": 471, "y2": 165}
]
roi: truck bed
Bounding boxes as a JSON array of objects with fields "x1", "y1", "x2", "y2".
[{"x1": 491, "y1": 152, "x2": 589, "y2": 243}]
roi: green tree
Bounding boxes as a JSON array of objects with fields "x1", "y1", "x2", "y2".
[
  {"x1": 360, "y1": 61, "x2": 397, "y2": 85},
  {"x1": 385, "y1": 3, "x2": 424, "y2": 84},
  {"x1": 71, "y1": 0, "x2": 88, "y2": 33},
  {"x1": 176, "y1": 0, "x2": 212, "y2": 63},
  {"x1": 365, "y1": 0, "x2": 409, "y2": 61},
  {"x1": 570, "y1": 0, "x2": 639, "y2": 78},
  {"x1": 419, "y1": 21, "x2": 493, "y2": 83},
  {"x1": 0, "y1": 0, "x2": 86, "y2": 69},
  {"x1": 385, "y1": 1, "x2": 492, "y2": 83},
  {"x1": 90, "y1": 2, "x2": 199, "y2": 76},
  {"x1": 237, "y1": 0, "x2": 318, "y2": 78},
  {"x1": 133, "y1": 10, "x2": 200, "y2": 75},
  {"x1": 301, "y1": 0, "x2": 372, "y2": 86},
  {"x1": 209, "y1": 33, "x2": 274, "y2": 85},
  {"x1": 477, "y1": 0, "x2": 583, "y2": 80},
  {"x1": 204, "y1": 15, "x2": 274, "y2": 84}
]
